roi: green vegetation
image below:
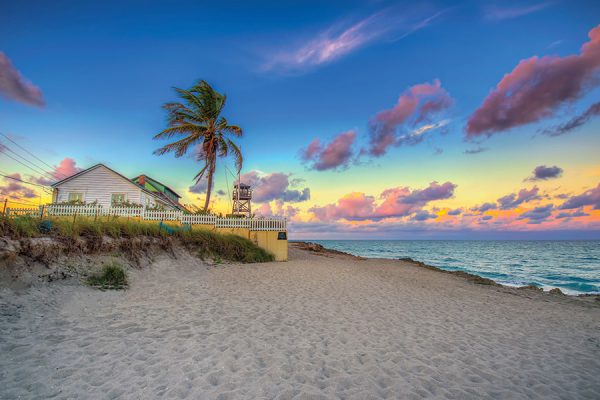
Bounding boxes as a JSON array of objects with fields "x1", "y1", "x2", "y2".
[
  {"x1": 153, "y1": 80, "x2": 243, "y2": 212},
  {"x1": 178, "y1": 229, "x2": 274, "y2": 263},
  {"x1": 0, "y1": 215, "x2": 274, "y2": 263},
  {"x1": 0, "y1": 215, "x2": 168, "y2": 239},
  {"x1": 87, "y1": 262, "x2": 128, "y2": 290}
]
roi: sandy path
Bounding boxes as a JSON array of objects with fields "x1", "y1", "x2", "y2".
[{"x1": 1, "y1": 248, "x2": 599, "y2": 399}]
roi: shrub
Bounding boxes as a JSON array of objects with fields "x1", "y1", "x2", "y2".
[
  {"x1": 86, "y1": 262, "x2": 128, "y2": 290},
  {"x1": 177, "y1": 229, "x2": 274, "y2": 263},
  {"x1": 0, "y1": 215, "x2": 274, "y2": 263}
]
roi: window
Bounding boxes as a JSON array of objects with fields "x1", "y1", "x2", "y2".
[
  {"x1": 68, "y1": 192, "x2": 83, "y2": 203},
  {"x1": 111, "y1": 193, "x2": 126, "y2": 205}
]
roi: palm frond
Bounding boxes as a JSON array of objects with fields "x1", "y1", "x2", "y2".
[
  {"x1": 227, "y1": 139, "x2": 243, "y2": 173},
  {"x1": 153, "y1": 124, "x2": 206, "y2": 140}
]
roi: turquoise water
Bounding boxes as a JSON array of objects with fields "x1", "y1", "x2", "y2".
[{"x1": 309, "y1": 240, "x2": 600, "y2": 295}]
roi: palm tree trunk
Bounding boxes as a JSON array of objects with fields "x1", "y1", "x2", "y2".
[{"x1": 203, "y1": 157, "x2": 216, "y2": 211}]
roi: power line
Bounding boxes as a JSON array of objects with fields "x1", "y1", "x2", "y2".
[
  {"x1": 0, "y1": 132, "x2": 67, "y2": 179},
  {"x1": 0, "y1": 172, "x2": 52, "y2": 189},
  {"x1": 1, "y1": 152, "x2": 57, "y2": 186},
  {"x1": 1, "y1": 144, "x2": 57, "y2": 181},
  {"x1": 3, "y1": 199, "x2": 39, "y2": 207}
]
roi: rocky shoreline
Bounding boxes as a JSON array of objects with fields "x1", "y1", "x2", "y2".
[{"x1": 292, "y1": 241, "x2": 600, "y2": 301}]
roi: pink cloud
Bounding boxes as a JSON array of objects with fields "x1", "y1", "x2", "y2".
[
  {"x1": 467, "y1": 24, "x2": 600, "y2": 137},
  {"x1": 53, "y1": 158, "x2": 80, "y2": 178},
  {"x1": 240, "y1": 171, "x2": 310, "y2": 203},
  {"x1": 0, "y1": 173, "x2": 37, "y2": 199},
  {"x1": 256, "y1": 200, "x2": 300, "y2": 219},
  {"x1": 310, "y1": 181, "x2": 456, "y2": 221},
  {"x1": 0, "y1": 52, "x2": 44, "y2": 107},
  {"x1": 300, "y1": 130, "x2": 356, "y2": 171},
  {"x1": 310, "y1": 192, "x2": 376, "y2": 221},
  {"x1": 368, "y1": 80, "x2": 453, "y2": 156},
  {"x1": 34, "y1": 157, "x2": 81, "y2": 185}
]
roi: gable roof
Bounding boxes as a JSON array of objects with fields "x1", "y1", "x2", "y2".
[
  {"x1": 51, "y1": 163, "x2": 182, "y2": 209},
  {"x1": 132, "y1": 175, "x2": 182, "y2": 199}
]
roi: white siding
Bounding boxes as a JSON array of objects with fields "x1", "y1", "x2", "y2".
[{"x1": 54, "y1": 165, "x2": 159, "y2": 208}]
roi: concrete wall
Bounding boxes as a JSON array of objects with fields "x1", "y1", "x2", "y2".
[
  {"x1": 249, "y1": 231, "x2": 288, "y2": 262},
  {"x1": 212, "y1": 226, "x2": 288, "y2": 261}
]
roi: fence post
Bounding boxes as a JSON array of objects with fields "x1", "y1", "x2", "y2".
[
  {"x1": 5, "y1": 207, "x2": 9, "y2": 217},
  {"x1": 2, "y1": 199, "x2": 7, "y2": 215},
  {"x1": 39, "y1": 205, "x2": 45, "y2": 220}
]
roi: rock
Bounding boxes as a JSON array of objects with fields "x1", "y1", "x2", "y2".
[
  {"x1": 519, "y1": 284, "x2": 543, "y2": 292},
  {"x1": 549, "y1": 288, "x2": 565, "y2": 295}
]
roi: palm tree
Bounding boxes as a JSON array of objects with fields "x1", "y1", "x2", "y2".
[{"x1": 153, "y1": 80, "x2": 243, "y2": 211}]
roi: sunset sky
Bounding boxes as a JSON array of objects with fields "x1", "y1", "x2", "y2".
[{"x1": 1, "y1": 0, "x2": 600, "y2": 239}]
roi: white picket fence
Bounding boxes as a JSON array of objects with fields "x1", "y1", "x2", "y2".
[{"x1": 4, "y1": 204, "x2": 287, "y2": 231}]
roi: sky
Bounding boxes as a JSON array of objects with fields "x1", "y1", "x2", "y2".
[{"x1": 1, "y1": 0, "x2": 600, "y2": 239}]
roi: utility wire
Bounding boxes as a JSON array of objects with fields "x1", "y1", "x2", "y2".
[
  {"x1": 1, "y1": 152, "x2": 57, "y2": 186},
  {"x1": 0, "y1": 132, "x2": 67, "y2": 179},
  {"x1": 0, "y1": 172, "x2": 52, "y2": 189},
  {"x1": 1, "y1": 144, "x2": 57, "y2": 181},
  {"x1": 1, "y1": 198, "x2": 40, "y2": 207}
]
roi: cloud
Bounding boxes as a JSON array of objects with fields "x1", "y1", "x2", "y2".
[
  {"x1": 367, "y1": 80, "x2": 453, "y2": 156},
  {"x1": 470, "y1": 202, "x2": 497, "y2": 213},
  {"x1": 188, "y1": 178, "x2": 208, "y2": 194},
  {"x1": 412, "y1": 210, "x2": 437, "y2": 221},
  {"x1": 310, "y1": 181, "x2": 456, "y2": 221},
  {"x1": 263, "y1": 9, "x2": 445, "y2": 73},
  {"x1": 310, "y1": 192, "x2": 376, "y2": 221},
  {"x1": 240, "y1": 171, "x2": 310, "y2": 203},
  {"x1": 0, "y1": 52, "x2": 44, "y2": 107},
  {"x1": 556, "y1": 208, "x2": 590, "y2": 219},
  {"x1": 447, "y1": 208, "x2": 463, "y2": 216},
  {"x1": 526, "y1": 165, "x2": 563, "y2": 181},
  {"x1": 541, "y1": 102, "x2": 600, "y2": 136},
  {"x1": 256, "y1": 200, "x2": 300, "y2": 219},
  {"x1": 216, "y1": 189, "x2": 226, "y2": 196},
  {"x1": 396, "y1": 120, "x2": 450, "y2": 147},
  {"x1": 53, "y1": 158, "x2": 80, "y2": 179},
  {"x1": 481, "y1": 215, "x2": 494, "y2": 221},
  {"x1": 517, "y1": 204, "x2": 554, "y2": 224},
  {"x1": 560, "y1": 182, "x2": 600, "y2": 210},
  {"x1": 464, "y1": 146, "x2": 488, "y2": 155},
  {"x1": 33, "y1": 157, "x2": 81, "y2": 185},
  {"x1": 0, "y1": 173, "x2": 37, "y2": 199},
  {"x1": 497, "y1": 186, "x2": 540, "y2": 209},
  {"x1": 484, "y1": 2, "x2": 553, "y2": 21},
  {"x1": 300, "y1": 130, "x2": 356, "y2": 171},
  {"x1": 466, "y1": 24, "x2": 600, "y2": 137}
]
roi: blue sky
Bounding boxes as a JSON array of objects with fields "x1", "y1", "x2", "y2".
[{"x1": 1, "y1": 0, "x2": 600, "y2": 238}]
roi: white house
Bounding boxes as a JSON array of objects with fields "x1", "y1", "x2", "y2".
[{"x1": 50, "y1": 163, "x2": 186, "y2": 211}]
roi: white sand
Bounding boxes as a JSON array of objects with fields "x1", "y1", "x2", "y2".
[{"x1": 1, "y1": 246, "x2": 599, "y2": 399}]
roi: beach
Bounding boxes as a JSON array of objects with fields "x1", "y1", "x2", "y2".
[{"x1": 1, "y1": 244, "x2": 599, "y2": 399}]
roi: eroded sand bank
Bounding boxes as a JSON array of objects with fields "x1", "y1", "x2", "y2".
[{"x1": 1, "y1": 246, "x2": 599, "y2": 399}]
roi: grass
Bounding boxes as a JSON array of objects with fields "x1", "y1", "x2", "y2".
[
  {"x1": 178, "y1": 229, "x2": 274, "y2": 263},
  {"x1": 0, "y1": 215, "x2": 274, "y2": 263},
  {"x1": 86, "y1": 262, "x2": 128, "y2": 290}
]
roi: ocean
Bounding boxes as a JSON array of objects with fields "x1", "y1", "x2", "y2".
[{"x1": 309, "y1": 240, "x2": 600, "y2": 295}]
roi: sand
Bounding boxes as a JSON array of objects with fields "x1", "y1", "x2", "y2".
[{"x1": 1, "y1": 245, "x2": 599, "y2": 399}]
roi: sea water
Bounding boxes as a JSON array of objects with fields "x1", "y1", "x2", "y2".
[{"x1": 309, "y1": 240, "x2": 600, "y2": 295}]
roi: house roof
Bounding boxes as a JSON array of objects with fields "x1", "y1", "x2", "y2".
[
  {"x1": 51, "y1": 163, "x2": 184, "y2": 210},
  {"x1": 132, "y1": 175, "x2": 182, "y2": 199}
]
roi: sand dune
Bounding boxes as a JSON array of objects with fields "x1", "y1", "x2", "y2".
[{"x1": 1, "y1": 246, "x2": 599, "y2": 399}]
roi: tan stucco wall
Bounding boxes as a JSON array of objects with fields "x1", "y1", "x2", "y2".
[{"x1": 249, "y1": 231, "x2": 288, "y2": 262}]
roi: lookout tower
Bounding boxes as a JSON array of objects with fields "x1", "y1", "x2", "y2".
[{"x1": 232, "y1": 182, "x2": 252, "y2": 217}]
